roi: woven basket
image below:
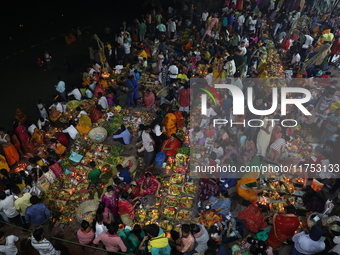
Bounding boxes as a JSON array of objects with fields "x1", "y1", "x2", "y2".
[
  {"x1": 88, "y1": 127, "x2": 108, "y2": 143},
  {"x1": 76, "y1": 200, "x2": 100, "y2": 223}
]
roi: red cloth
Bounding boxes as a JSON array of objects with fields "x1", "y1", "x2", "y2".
[
  {"x1": 238, "y1": 203, "x2": 268, "y2": 233},
  {"x1": 178, "y1": 88, "x2": 191, "y2": 107},
  {"x1": 280, "y1": 38, "x2": 290, "y2": 50},
  {"x1": 88, "y1": 105, "x2": 104, "y2": 123},
  {"x1": 331, "y1": 40, "x2": 340, "y2": 54},
  {"x1": 56, "y1": 132, "x2": 69, "y2": 147},
  {"x1": 118, "y1": 199, "x2": 135, "y2": 219},
  {"x1": 94, "y1": 85, "x2": 105, "y2": 97},
  {"x1": 267, "y1": 214, "x2": 300, "y2": 249},
  {"x1": 162, "y1": 138, "x2": 181, "y2": 156}
]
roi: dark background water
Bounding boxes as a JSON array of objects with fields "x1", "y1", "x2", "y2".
[
  {"x1": 0, "y1": 0, "x2": 147, "y2": 130},
  {"x1": 1, "y1": 0, "x2": 146, "y2": 59}
]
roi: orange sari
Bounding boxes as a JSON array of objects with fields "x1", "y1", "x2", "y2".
[
  {"x1": 236, "y1": 172, "x2": 259, "y2": 203},
  {"x1": 164, "y1": 113, "x2": 177, "y2": 137},
  {"x1": 267, "y1": 213, "x2": 300, "y2": 249},
  {"x1": 32, "y1": 129, "x2": 44, "y2": 144},
  {"x1": 3, "y1": 145, "x2": 19, "y2": 166}
]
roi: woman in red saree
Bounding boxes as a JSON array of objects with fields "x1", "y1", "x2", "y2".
[
  {"x1": 89, "y1": 104, "x2": 104, "y2": 123},
  {"x1": 237, "y1": 203, "x2": 268, "y2": 233},
  {"x1": 118, "y1": 191, "x2": 137, "y2": 227},
  {"x1": 14, "y1": 121, "x2": 29, "y2": 145},
  {"x1": 13, "y1": 121, "x2": 33, "y2": 153},
  {"x1": 267, "y1": 205, "x2": 300, "y2": 250},
  {"x1": 136, "y1": 172, "x2": 161, "y2": 197},
  {"x1": 125, "y1": 181, "x2": 142, "y2": 199},
  {"x1": 161, "y1": 134, "x2": 181, "y2": 157}
]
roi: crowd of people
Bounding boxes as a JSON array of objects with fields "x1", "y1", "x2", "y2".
[{"x1": 0, "y1": 0, "x2": 340, "y2": 254}]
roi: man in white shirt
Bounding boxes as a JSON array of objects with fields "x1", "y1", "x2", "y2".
[
  {"x1": 55, "y1": 76, "x2": 66, "y2": 101},
  {"x1": 248, "y1": 15, "x2": 257, "y2": 33},
  {"x1": 205, "y1": 67, "x2": 213, "y2": 85},
  {"x1": 224, "y1": 57, "x2": 236, "y2": 77},
  {"x1": 232, "y1": 73, "x2": 243, "y2": 91},
  {"x1": 88, "y1": 65, "x2": 96, "y2": 77},
  {"x1": 37, "y1": 117, "x2": 49, "y2": 130},
  {"x1": 67, "y1": 86, "x2": 82, "y2": 101},
  {"x1": 117, "y1": 32, "x2": 124, "y2": 46},
  {"x1": 141, "y1": 126, "x2": 155, "y2": 168},
  {"x1": 237, "y1": 12, "x2": 245, "y2": 35},
  {"x1": 169, "y1": 19, "x2": 177, "y2": 39},
  {"x1": 290, "y1": 225, "x2": 325, "y2": 255},
  {"x1": 0, "y1": 191, "x2": 21, "y2": 226},
  {"x1": 200, "y1": 102, "x2": 217, "y2": 127},
  {"x1": 0, "y1": 234, "x2": 19, "y2": 255},
  {"x1": 291, "y1": 52, "x2": 301, "y2": 66},
  {"x1": 123, "y1": 40, "x2": 131, "y2": 60},
  {"x1": 97, "y1": 92, "x2": 108, "y2": 109},
  {"x1": 202, "y1": 11, "x2": 209, "y2": 22},
  {"x1": 27, "y1": 122, "x2": 38, "y2": 136},
  {"x1": 168, "y1": 62, "x2": 179, "y2": 83},
  {"x1": 62, "y1": 124, "x2": 79, "y2": 140},
  {"x1": 238, "y1": 41, "x2": 247, "y2": 56},
  {"x1": 301, "y1": 34, "x2": 313, "y2": 60}
]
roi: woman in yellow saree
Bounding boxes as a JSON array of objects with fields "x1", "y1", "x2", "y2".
[
  {"x1": 236, "y1": 157, "x2": 265, "y2": 203},
  {"x1": 76, "y1": 114, "x2": 92, "y2": 134},
  {"x1": 163, "y1": 112, "x2": 177, "y2": 137},
  {"x1": 0, "y1": 155, "x2": 9, "y2": 172}
]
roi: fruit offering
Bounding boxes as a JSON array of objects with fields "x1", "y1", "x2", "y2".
[
  {"x1": 163, "y1": 207, "x2": 177, "y2": 219},
  {"x1": 177, "y1": 209, "x2": 192, "y2": 220},
  {"x1": 180, "y1": 197, "x2": 194, "y2": 209},
  {"x1": 170, "y1": 174, "x2": 184, "y2": 185},
  {"x1": 57, "y1": 190, "x2": 71, "y2": 201},
  {"x1": 183, "y1": 183, "x2": 196, "y2": 196},
  {"x1": 198, "y1": 210, "x2": 223, "y2": 227},
  {"x1": 136, "y1": 209, "x2": 147, "y2": 223},
  {"x1": 173, "y1": 165, "x2": 188, "y2": 174},
  {"x1": 164, "y1": 196, "x2": 180, "y2": 207},
  {"x1": 147, "y1": 209, "x2": 160, "y2": 220},
  {"x1": 271, "y1": 202, "x2": 285, "y2": 212},
  {"x1": 169, "y1": 184, "x2": 182, "y2": 196},
  {"x1": 159, "y1": 220, "x2": 174, "y2": 232},
  {"x1": 162, "y1": 180, "x2": 171, "y2": 189}
]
